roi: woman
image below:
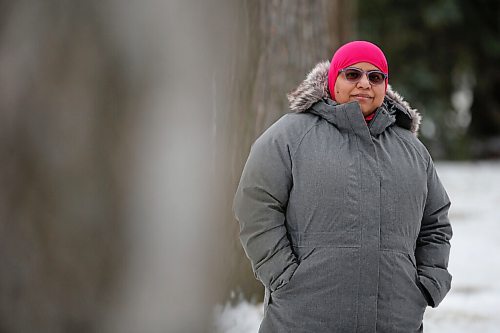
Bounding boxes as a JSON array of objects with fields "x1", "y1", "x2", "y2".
[{"x1": 233, "y1": 41, "x2": 452, "y2": 332}]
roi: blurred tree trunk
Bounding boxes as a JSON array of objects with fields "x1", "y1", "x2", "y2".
[
  {"x1": 221, "y1": 0, "x2": 355, "y2": 301},
  {"x1": 0, "y1": 0, "x2": 236, "y2": 331},
  {"x1": 0, "y1": 1, "x2": 129, "y2": 332}
]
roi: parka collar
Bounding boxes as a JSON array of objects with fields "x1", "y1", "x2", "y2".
[
  {"x1": 309, "y1": 99, "x2": 396, "y2": 137},
  {"x1": 287, "y1": 61, "x2": 422, "y2": 135}
]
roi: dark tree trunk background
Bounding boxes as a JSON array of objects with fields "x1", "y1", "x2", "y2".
[{"x1": 0, "y1": 1, "x2": 129, "y2": 332}]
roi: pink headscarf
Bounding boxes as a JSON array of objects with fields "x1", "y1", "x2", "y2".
[{"x1": 328, "y1": 41, "x2": 389, "y2": 101}]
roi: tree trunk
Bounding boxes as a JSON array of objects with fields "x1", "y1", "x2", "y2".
[
  {"x1": 0, "y1": 1, "x2": 129, "y2": 332},
  {"x1": 223, "y1": 0, "x2": 355, "y2": 301}
]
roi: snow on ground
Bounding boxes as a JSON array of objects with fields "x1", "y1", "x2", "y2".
[
  {"x1": 215, "y1": 161, "x2": 500, "y2": 333},
  {"x1": 423, "y1": 161, "x2": 500, "y2": 332},
  {"x1": 214, "y1": 299, "x2": 263, "y2": 333}
]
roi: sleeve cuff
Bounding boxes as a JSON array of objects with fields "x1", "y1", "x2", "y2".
[
  {"x1": 255, "y1": 247, "x2": 298, "y2": 292},
  {"x1": 418, "y1": 275, "x2": 442, "y2": 308}
]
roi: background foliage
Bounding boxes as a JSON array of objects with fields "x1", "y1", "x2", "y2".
[{"x1": 358, "y1": 0, "x2": 500, "y2": 159}]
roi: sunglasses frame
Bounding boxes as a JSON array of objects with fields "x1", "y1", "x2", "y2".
[{"x1": 338, "y1": 67, "x2": 388, "y2": 85}]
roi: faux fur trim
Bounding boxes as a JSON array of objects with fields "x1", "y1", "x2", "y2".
[
  {"x1": 287, "y1": 61, "x2": 331, "y2": 115},
  {"x1": 287, "y1": 61, "x2": 421, "y2": 134},
  {"x1": 385, "y1": 87, "x2": 422, "y2": 134}
]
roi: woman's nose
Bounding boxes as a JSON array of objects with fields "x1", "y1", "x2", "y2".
[{"x1": 357, "y1": 73, "x2": 371, "y2": 88}]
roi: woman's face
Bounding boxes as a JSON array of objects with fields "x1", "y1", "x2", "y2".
[{"x1": 334, "y1": 62, "x2": 386, "y2": 116}]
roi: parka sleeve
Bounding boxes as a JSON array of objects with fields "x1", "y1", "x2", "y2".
[
  {"x1": 233, "y1": 122, "x2": 299, "y2": 292},
  {"x1": 416, "y1": 159, "x2": 452, "y2": 307}
]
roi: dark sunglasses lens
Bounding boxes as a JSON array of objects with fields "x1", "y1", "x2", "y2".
[
  {"x1": 368, "y1": 72, "x2": 385, "y2": 84},
  {"x1": 344, "y1": 69, "x2": 362, "y2": 81}
]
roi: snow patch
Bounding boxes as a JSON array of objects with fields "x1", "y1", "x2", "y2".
[{"x1": 214, "y1": 300, "x2": 263, "y2": 333}]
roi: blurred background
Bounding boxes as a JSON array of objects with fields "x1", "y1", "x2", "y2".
[{"x1": 0, "y1": 0, "x2": 498, "y2": 332}]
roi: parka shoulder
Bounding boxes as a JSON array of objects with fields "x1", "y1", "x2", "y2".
[{"x1": 253, "y1": 112, "x2": 322, "y2": 154}]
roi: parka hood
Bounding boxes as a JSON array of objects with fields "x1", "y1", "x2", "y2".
[{"x1": 287, "y1": 60, "x2": 422, "y2": 134}]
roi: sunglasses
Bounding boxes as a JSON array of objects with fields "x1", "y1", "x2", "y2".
[{"x1": 338, "y1": 67, "x2": 388, "y2": 85}]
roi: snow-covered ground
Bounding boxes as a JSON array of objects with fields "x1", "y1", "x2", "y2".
[{"x1": 215, "y1": 161, "x2": 500, "y2": 333}]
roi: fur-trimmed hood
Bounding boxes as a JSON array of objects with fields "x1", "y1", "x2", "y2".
[{"x1": 287, "y1": 61, "x2": 421, "y2": 134}]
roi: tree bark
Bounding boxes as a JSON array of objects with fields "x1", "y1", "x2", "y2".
[{"x1": 224, "y1": 0, "x2": 355, "y2": 300}]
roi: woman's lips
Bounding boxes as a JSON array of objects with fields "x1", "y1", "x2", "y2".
[{"x1": 351, "y1": 94, "x2": 373, "y2": 101}]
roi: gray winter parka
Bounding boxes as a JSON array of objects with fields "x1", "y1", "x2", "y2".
[{"x1": 233, "y1": 61, "x2": 452, "y2": 333}]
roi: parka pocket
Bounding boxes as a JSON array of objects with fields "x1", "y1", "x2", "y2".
[
  {"x1": 406, "y1": 253, "x2": 429, "y2": 307},
  {"x1": 271, "y1": 247, "x2": 315, "y2": 297},
  {"x1": 293, "y1": 246, "x2": 316, "y2": 262}
]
